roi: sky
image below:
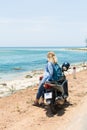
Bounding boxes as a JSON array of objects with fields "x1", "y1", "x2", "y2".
[{"x1": 0, "y1": 0, "x2": 87, "y2": 47}]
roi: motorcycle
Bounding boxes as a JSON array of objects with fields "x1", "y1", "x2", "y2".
[{"x1": 44, "y1": 62, "x2": 70, "y2": 114}]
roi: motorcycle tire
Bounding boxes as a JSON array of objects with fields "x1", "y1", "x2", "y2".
[{"x1": 49, "y1": 103, "x2": 57, "y2": 114}]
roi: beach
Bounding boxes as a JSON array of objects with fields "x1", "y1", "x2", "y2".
[{"x1": 0, "y1": 65, "x2": 87, "y2": 130}]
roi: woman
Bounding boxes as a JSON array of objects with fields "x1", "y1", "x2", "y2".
[{"x1": 33, "y1": 51, "x2": 63, "y2": 106}]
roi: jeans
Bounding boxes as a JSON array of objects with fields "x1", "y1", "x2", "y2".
[
  {"x1": 36, "y1": 76, "x2": 48, "y2": 99},
  {"x1": 36, "y1": 83, "x2": 45, "y2": 99}
]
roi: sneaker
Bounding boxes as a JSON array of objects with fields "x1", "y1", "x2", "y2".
[
  {"x1": 32, "y1": 101, "x2": 40, "y2": 107},
  {"x1": 39, "y1": 102, "x2": 45, "y2": 107}
]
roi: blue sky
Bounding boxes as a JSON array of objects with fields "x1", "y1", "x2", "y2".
[{"x1": 0, "y1": 0, "x2": 87, "y2": 47}]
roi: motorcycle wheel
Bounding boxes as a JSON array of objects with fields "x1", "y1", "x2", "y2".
[{"x1": 49, "y1": 103, "x2": 57, "y2": 114}]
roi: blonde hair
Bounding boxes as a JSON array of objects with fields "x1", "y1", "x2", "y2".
[{"x1": 47, "y1": 51, "x2": 58, "y2": 63}]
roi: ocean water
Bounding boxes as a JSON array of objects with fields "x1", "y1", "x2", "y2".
[{"x1": 0, "y1": 47, "x2": 87, "y2": 80}]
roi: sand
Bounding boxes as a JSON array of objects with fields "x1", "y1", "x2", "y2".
[{"x1": 0, "y1": 66, "x2": 87, "y2": 130}]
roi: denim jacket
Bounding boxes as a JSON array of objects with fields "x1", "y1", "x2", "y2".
[{"x1": 41, "y1": 61, "x2": 62, "y2": 84}]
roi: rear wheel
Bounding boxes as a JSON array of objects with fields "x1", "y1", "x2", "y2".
[{"x1": 49, "y1": 103, "x2": 57, "y2": 114}]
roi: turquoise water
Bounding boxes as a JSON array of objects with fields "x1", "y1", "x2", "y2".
[{"x1": 0, "y1": 47, "x2": 87, "y2": 80}]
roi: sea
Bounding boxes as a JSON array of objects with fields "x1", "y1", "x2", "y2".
[{"x1": 0, "y1": 47, "x2": 87, "y2": 80}]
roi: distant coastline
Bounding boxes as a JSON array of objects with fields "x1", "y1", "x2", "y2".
[
  {"x1": 0, "y1": 46, "x2": 87, "y2": 51},
  {"x1": 65, "y1": 47, "x2": 87, "y2": 51}
]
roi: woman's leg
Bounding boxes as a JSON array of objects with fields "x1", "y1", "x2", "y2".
[
  {"x1": 33, "y1": 83, "x2": 45, "y2": 106},
  {"x1": 33, "y1": 77, "x2": 47, "y2": 105},
  {"x1": 36, "y1": 83, "x2": 44, "y2": 99}
]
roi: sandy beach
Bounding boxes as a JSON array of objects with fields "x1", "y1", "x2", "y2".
[{"x1": 0, "y1": 65, "x2": 87, "y2": 130}]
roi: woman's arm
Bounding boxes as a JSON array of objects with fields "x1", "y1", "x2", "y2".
[{"x1": 47, "y1": 62, "x2": 53, "y2": 80}]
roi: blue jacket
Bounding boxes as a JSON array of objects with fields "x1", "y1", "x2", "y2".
[{"x1": 41, "y1": 61, "x2": 62, "y2": 84}]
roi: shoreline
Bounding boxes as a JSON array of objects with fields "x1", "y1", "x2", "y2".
[
  {"x1": 0, "y1": 61, "x2": 87, "y2": 81},
  {"x1": 0, "y1": 69, "x2": 44, "y2": 98},
  {"x1": 0, "y1": 63, "x2": 87, "y2": 98}
]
